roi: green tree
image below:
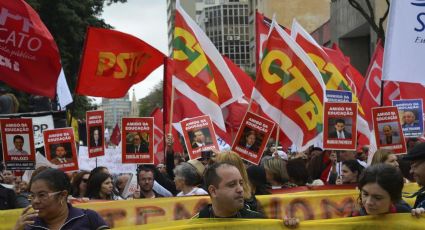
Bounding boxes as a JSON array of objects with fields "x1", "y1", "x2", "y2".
[
  {"x1": 2, "y1": 0, "x2": 126, "y2": 118},
  {"x1": 139, "y1": 81, "x2": 163, "y2": 117}
]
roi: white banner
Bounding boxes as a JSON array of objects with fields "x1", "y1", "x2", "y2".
[
  {"x1": 23, "y1": 115, "x2": 54, "y2": 149},
  {"x1": 383, "y1": 1, "x2": 425, "y2": 85},
  {"x1": 78, "y1": 146, "x2": 137, "y2": 174}
]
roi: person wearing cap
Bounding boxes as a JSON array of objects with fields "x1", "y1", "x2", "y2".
[{"x1": 404, "y1": 142, "x2": 425, "y2": 217}]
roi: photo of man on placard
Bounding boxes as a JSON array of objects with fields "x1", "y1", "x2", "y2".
[
  {"x1": 379, "y1": 123, "x2": 401, "y2": 145},
  {"x1": 189, "y1": 128, "x2": 213, "y2": 149},
  {"x1": 402, "y1": 110, "x2": 419, "y2": 128},
  {"x1": 50, "y1": 143, "x2": 73, "y2": 165},
  {"x1": 126, "y1": 132, "x2": 149, "y2": 154},
  {"x1": 328, "y1": 118, "x2": 352, "y2": 139},
  {"x1": 7, "y1": 134, "x2": 30, "y2": 155}
]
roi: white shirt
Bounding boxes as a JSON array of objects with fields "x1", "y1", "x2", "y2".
[{"x1": 177, "y1": 187, "x2": 208, "y2": 197}]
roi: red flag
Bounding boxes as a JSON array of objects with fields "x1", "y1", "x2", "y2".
[
  {"x1": 0, "y1": 1, "x2": 61, "y2": 98},
  {"x1": 291, "y1": 20, "x2": 371, "y2": 146},
  {"x1": 110, "y1": 123, "x2": 121, "y2": 146},
  {"x1": 256, "y1": 11, "x2": 289, "y2": 72},
  {"x1": 253, "y1": 20, "x2": 325, "y2": 151},
  {"x1": 76, "y1": 27, "x2": 165, "y2": 98}
]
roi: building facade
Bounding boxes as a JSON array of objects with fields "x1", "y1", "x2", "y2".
[{"x1": 99, "y1": 94, "x2": 131, "y2": 130}]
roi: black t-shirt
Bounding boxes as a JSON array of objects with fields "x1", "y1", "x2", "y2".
[{"x1": 195, "y1": 204, "x2": 265, "y2": 219}]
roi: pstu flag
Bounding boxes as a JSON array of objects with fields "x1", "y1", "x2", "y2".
[
  {"x1": 76, "y1": 27, "x2": 165, "y2": 98},
  {"x1": 0, "y1": 1, "x2": 61, "y2": 98},
  {"x1": 252, "y1": 19, "x2": 325, "y2": 152}
]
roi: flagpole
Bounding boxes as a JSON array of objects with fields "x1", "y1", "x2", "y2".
[
  {"x1": 168, "y1": 86, "x2": 175, "y2": 135},
  {"x1": 275, "y1": 125, "x2": 280, "y2": 148},
  {"x1": 380, "y1": 81, "x2": 384, "y2": 106}
]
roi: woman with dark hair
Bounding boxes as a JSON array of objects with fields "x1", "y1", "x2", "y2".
[
  {"x1": 246, "y1": 165, "x2": 270, "y2": 195},
  {"x1": 86, "y1": 172, "x2": 116, "y2": 200},
  {"x1": 355, "y1": 163, "x2": 410, "y2": 215},
  {"x1": 283, "y1": 164, "x2": 411, "y2": 228},
  {"x1": 71, "y1": 171, "x2": 90, "y2": 198},
  {"x1": 287, "y1": 158, "x2": 311, "y2": 186},
  {"x1": 335, "y1": 160, "x2": 364, "y2": 185},
  {"x1": 13, "y1": 168, "x2": 109, "y2": 230}
]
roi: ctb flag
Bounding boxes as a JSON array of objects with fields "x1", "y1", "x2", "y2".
[{"x1": 76, "y1": 27, "x2": 165, "y2": 98}]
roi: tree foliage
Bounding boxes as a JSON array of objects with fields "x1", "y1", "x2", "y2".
[
  {"x1": 347, "y1": 0, "x2": 390, "y2": 45},
  {"x1": 138, "y1": 81, "x2": 163, "y2": 117},
  {"x1": 1, "y1": 0, "x2": 126, "y2": 118}
]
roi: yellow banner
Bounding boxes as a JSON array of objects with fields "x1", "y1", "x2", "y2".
[
  {"x1": 115, "y1": 214, "x2": 425, "y2": 230},
  {"x1": 0, "y1": 184, "x2": 419, "y2": 229}
]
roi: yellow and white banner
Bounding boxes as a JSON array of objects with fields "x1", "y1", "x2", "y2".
[{"x1": 0, "y1": 184, "x2": 419, "y2": 229}]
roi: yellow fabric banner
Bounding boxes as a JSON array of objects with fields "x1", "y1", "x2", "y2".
[
  {"x1": 114, "y1": 214, "x2": 425, "y2": 230},
  {"x1": 0, "y1": 184, "x2": 420, "y2": 229}
]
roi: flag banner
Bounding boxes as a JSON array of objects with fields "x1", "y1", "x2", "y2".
[
  {"x1": 56, "y1": 69, "x2": 73, "y2": 109},
  {"x1": 0, "y1": 1, "x2": 61, "y2": 98},
  {"x1": 86, "y1": 110, "x2": 105, "y2": 158},
  {"x1": 372, "y1": 106, "x2": 407, "y2": 154},
  {"x1": 180, "y1": 115, "x2": 219, "y2": 160},
  {"x1": 291, "y1": 19, "x2": 371, "y2": 146},
  {"x1": 326, "y1": 90, "x2": 352, "y2": 102},
  {"x1": 1, "y1": 118, "x2": 35, "y2": 170},
  {"x1": 110, "y1": 123, "x2": 121, "y2": 146},
  {"x1": 231, "y1": 112, "x2": 275, "y2": 165},
  {"x1": 43, "y1": 128, "x2": 78, "y2": 171},
  {"x1": 383, "y1": 0, "x2": 425, "y2": 84},
  {"x1": 0, "y1": 184, "x2": 420, "y2": 229},
  {"x1": 164, "y1": 58, "x2": 230, "y2": 144},
  {"x1": 22, "y1": 115, "x2": 54, "y2": 149},
  {"x1": 323, "y1": 103, "x2": 358, "y2": 150},
  {"x1": 392, "y1": 99, "x2": 424, "y2": 138},
  {"x1": 253, "y1": 19, "x2": 325, "y2": 151},
  {"x1": 76, "y1": 27, "x2": 165, "y2": 98},
  {"x1": 172, "y1": 1, "x2": 243, "y2": 109},
  {"x1": 122, "y1": 117, "x2": 154, "y2": 164}
]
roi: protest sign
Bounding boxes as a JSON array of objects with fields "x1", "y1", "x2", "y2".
[
  {"x1": 122, "y1": 118, "x2": 154, "y2": 164},
  {"x1": 372, "y1": 106, "x2": 407, "y2": 154},
  {"x1": 323, "y1": 102, "x2": 357, "y2": 150},
  {"x1": 78, "y1": 146, "x2": 137, "y2": 173},
  {"x1": 24, "y1": 115, "x2": 54, "y2": 149},
  {"x1": 43, "y1": 128, "x2": 78, "y2": 171},
  {"x1": 1, "y1": 118, "x2": 35, "y2": 170},
  {"x1": 180, "y1": 115, "x2": 219, "y2": 160},
  {"x1": 231, "y1": 112, "x2": 275, "y2": 165},
  {"x1": 86, "y1": 110, "x2": 105, "y2": 158},
  {"x1": 392, "y1": 99, "x2": 423, "y2": 138},
  {"x1": 326, "y1": 90, "x2": 352, "y2": 102}
]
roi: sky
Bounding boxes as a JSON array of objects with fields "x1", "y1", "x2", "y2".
[{"x1": 94, "y1": 0, "x2": 168, "y2": 103}]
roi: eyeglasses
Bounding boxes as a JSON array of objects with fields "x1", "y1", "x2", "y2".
[{"x1": 28, "y1": 191, "x2": 61, "y2": 201}]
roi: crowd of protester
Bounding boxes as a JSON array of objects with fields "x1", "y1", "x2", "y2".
[{"x1": 1, "y1": 134, "x2": 425, "y2": 229}]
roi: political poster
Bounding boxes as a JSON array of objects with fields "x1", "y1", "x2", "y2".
[
  {"x1": 43, "y1": 128, "x2": 79, "y2": 171},
  {"x1": 180, "y1": 115, "x2": 219, "y2": 160},
  {"x1": 323, "y1": 102, "x2": 358, "y2": 150},
  {"x1": 326, "y1": 90, "x2": 352, "y2": 102},
  {"x1": 22, "y1": 115, "x2": 54, "y2": 149},
  {"x1": 231, "y1": 112, "x2": 275, "y2": 165},
  {"x1": 122, "y1": 117, "x2": 154, "y2": 164},
  {"x1": 372, "y1": 106, "x2": 407, "y2": 154},
  {"x1": 392, "y1": 99, "x2": 423, "y2": 138},
  {"x1": 1, "y1": 118, "x2": 35, "y2": 170},
  {"x1": 86, "y1": 110, "x2": 105, "y2": 158}
]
